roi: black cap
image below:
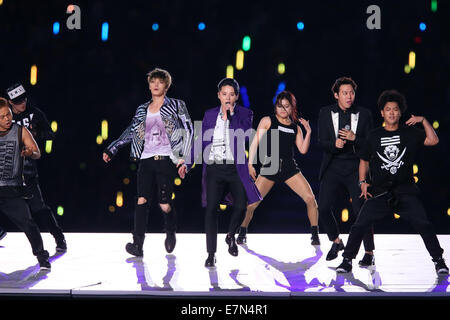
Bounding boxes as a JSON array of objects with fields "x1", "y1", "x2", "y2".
[{"x1": 6, "y1": 83, "x2": 27, "y2": 104}]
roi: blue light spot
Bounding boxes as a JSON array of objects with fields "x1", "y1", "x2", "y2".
[
  {"x1": 241, "y1": 86, "x2": 250, "y2": 108},
  {"x1": 53, "y1": 22, "x2": 60, "y2": 35},
  {"x1": 273, "y1": 82, "x2": 286, "y2": 104},
  {"x1": 152, "y1": 23, "x2": 159, "y2": 31},
  {"x1": 419, "y1": 22, "x2": 426, "y2": 31},
  {"x1": 198, "y1": 22, "x2": 206, "y2": 31},
  {"x1": 297, "y1": 22, "x2": 304, "y2": 30},
  {"x1": 101, "y1": 22, "x2": 109, "y2": 41}
]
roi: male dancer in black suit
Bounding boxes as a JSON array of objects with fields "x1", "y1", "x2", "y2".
[{"x1": 317, "y1": 77, "x2": 375, "y2": 265}]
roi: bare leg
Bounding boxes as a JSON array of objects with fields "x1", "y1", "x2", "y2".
[
  {"x1": 284, "y1": 172, "x2": 319, "y2": 227},
  {"x1": 240, "y1": 176, "x2": 275, "y2": 228}
]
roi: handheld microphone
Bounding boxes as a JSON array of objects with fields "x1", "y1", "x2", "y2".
[{"x1": 344, "y1": 125, "x2": 350, "y2": 130}]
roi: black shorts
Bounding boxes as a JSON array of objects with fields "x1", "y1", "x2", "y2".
[
  {"x1": 137, "y1": 156, "x2": 176, "y2": 204},
  {"x1": 260, "y1": 158, "x2": 300, "y2": 183}
]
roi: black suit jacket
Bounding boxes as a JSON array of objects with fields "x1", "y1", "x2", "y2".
[{"x1": 318, "y1": 104, "x2": 373, "y2": 181}]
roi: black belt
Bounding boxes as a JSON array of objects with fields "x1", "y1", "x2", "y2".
[{"x1": 149, "y1": 155, "x2": 170, "y2": 160}]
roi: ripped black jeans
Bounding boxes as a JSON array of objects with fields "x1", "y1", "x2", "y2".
[{"x1": 134, "y1": 156, "x2": 177, "y2": 237}]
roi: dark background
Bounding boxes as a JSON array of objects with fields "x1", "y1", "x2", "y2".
[{"x1": 0, "y1": 0, "x2": 449, "y2": 234}]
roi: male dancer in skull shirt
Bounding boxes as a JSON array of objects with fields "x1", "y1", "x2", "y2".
[
  {"x1": 6, "y1": 83, "x2": 66, "y2": 252},
  {"x1": 336, "y1": 89, "x2": 448, "y2": 275}
]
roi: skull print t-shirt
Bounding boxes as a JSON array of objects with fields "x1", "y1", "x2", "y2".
[{"x1": 359, "y1": 126, "x2": 426, "y2": 194}]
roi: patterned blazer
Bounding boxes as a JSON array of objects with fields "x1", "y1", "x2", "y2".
[{"x1": 105, "y1": 96, "x2": 193, "y2": 163}]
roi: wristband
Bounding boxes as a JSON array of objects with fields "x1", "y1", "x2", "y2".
[{"x1": 358, "y1": 180, "x2": 367, "y2": 187}]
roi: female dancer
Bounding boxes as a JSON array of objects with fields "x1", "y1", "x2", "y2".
[{"x1": 237, "y1": 90, "x2": 320, "y2": 245}]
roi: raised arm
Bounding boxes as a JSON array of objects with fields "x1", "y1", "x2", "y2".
[
  {"x1": 296, "y1": 118, "x2": 312, "y2": 154},
  {"x1": 406, "y1": 115, "x2": 439, "y2": 146}
]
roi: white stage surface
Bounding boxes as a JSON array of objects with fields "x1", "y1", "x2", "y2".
[{"x1": 0, "y1": 233, "x2": 449, "y2": 299}]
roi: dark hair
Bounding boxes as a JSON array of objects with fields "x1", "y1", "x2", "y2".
[
  {"x1": 377, "y1": 89, "x2": 407, "y2": 113},
  {"x1": 331, "y1": 77, "x2": 357, "y2": 95},
  {"x1": 217, "y1": 78, "x2": 240, "y2": 95},
  {"x1": 274, "y1": 90, "x2": 299, "y2": 123},
  {"x1": 0, "y1": 97, "x2": 9, "y2": 109},
  {"x1": 147, "y1": 68, "x2": 172, "y2": 89}
]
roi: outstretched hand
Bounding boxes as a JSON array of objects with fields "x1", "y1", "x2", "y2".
[
  {"x1": 405, "y1": 115, "x2": 424, "y2": 126},
  {"x1": 359, "y1": 183, "x2": 373, "y2": 200},
  {"x1": 299, "y1": 118, "x2": 311, "y2": 133},
  {"x1": 103, "y1": 152, "x2": 111, "y2": 163}
]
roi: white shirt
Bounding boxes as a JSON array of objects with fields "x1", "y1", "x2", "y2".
[
  {"x1": 209, "y1": 110, "x2": 234, "y2": 163},
  {"x1": 140, "y1": 110, "x2": 172, "y2": 159}
]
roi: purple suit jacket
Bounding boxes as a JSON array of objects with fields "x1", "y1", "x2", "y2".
[{"x1": 187, "y1": 105, "x2": 262, "y2": 207}]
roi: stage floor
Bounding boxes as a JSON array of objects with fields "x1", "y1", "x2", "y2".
[{"x1": 0, "y1": 232, "x2": 449, "y2": 298}]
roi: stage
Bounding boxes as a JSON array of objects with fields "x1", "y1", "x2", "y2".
[{"x1": 0, "y1": 232, "x2": 449, "y2": 299}]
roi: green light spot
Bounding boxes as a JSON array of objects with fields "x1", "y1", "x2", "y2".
[
  {"x1": 242, "y1": 36, "x2": 251, "y2": 51},
  {"x1": 57, "y1": 206, "x2": 64, "y2": 216}
]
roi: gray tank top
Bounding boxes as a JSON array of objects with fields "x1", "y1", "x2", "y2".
[{"x1": 0, "y1": 124, "x2": 24, "y2": 187}]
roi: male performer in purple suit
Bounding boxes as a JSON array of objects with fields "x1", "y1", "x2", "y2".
[{"x1": 180, "y1": 78, "x2": 262, "y2": 267}]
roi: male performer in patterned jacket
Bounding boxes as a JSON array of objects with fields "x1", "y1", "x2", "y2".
[{"x1": 104, "y1": 68, "x2": 193, "y2": 257}]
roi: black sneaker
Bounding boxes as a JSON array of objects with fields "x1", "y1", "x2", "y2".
[
  {"x1": 236, "y1": 227, "x2": 247, "y2": 245},
  {"x1": 205, "y1": 254, "x2": 216, "y2": 267},
  {"x1": 225, "y1": 234, "x2": 238, "y2": 256},
  {"x1": 433, "y1": 257, "x2": 449, "y2": 275},
  {"x1": 56, "y1": 238, "x2": 67, "y2": 252},
  {"x1": 164, "y1": 232, "x2": 176, "y2": 253},
  {"x1": 336, "y1": 258, "x2": 352, "y2": 273},
  {"x1": 358, "y1": 253, "x2": 375, "y2": 267},
  {"x1": 326, "y1": 240, "x2": 345, "y2": 261},
  {"x1": 311, "y1": 233, "x2": 320, "y2": 245},
  {"x1": 126, "y1": 242, "x2": 143, "y2": 257},
  {"x1": 126, "y1": 234, "x2": 144, "y2": 257},
  {"x1": 37, "y1": 251, "x2": 51, "y2": 270},
  {"x1": 0, "y1": 229, "x2": 6, "y2": 241}
]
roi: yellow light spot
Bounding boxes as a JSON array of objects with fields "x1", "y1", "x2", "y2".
[
  {"x1": 278, "y1": 63, "x2": 286, "y2": 75},
  {"x1": 226, "y1": 65, "x2": 234, "y2": 78},
  {"x1": 191, "y1": 163, "x2": 196, "y2": 169},
  {"x1": 408, "y1": 51, "x2": 416, "y2": 69},
  {"x1": 245, "y1": 150, "x2": 248, "y2": 159},
  {"x1": 413, "y1": 164, "x2": 418, "y2": 174},
  {"x1": 45, "y1": 140, "x2": 53, "y2": 154},
  {"x1": 108, "y1": 205, "x2": 116, "y2": 213},
  {"x1": 394, "y1": 213, "x2": 400, "y2": 219},
  {"x1": 404, "y1": 64, "x2": 411, "y2": 74},
  {"x1": 123, "y1": 178, "x2": 130, "y2": 185},
  {"x1": 51, "y1": 121, "x2": 58, "y2": 132},
  {"x1": 382, "y1": 121, "x2": 386, "y2": 127},
  {"x1": 341, "y1": 208, "x2": 349, "y2": 222},
  {"x1": 414, "y1": 176, "x2": 419, "y2": 183},
  {"x1": 116, "y1": 191, "x2": 123, "y2": 207},
  {"x1": 235, "y1": 50, "x2": 244, "y2": 70},
  {"x1": 219, "y1": 204, "x2": 227, "y2": 211},
  {"x1": 96, "y1": 135, "x2": 103, "y2": 145},
  {"x1": 174, "y1": 177, "x2": 182, "y2": 186},
  {"x1": 101, "y1": 120, "x2": 108, "y2": 140},
  {"x1": 432, "y1": 121, "x2": 439, "y2": 129},
  {"x1": 30, "y1": 65, "x2": 37, "y2": 85},
  {"x1": 447, "y1": 208, "x2": 450, "y2": 216},
  {"x1": 0, "y1": 0, "x2": 3, "y2": 6},
  {"x1": 172, "y1": 193, "x2": 175, "y2": 200},
  {"x1": 57, "y1": 206, "x2": 64, "y2": 216}
]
